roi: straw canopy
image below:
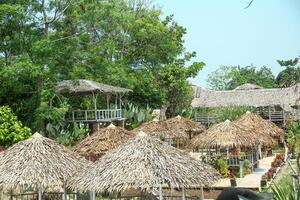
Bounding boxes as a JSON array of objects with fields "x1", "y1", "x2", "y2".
[
  {"x1": 0, "y1": 132, "x2": 90, "y2": 191},
  {"x1": 235, "y1": 112, "x2": 285, "y2": 139},
  {"x1": 190, "y1": 120, "x2": 258, "y2": 149},
  {"x1": 73, "y1": 124, "x2": 135, "y2": 161},
  {"x1": 55, "y1": 79, "x2": 132, "y2": 94},
  {"x1": 134, "y1": 116, "x2": 205, "y2": 139},
  {"x1": 68, "y1": 132, "x2": 220, "y2": 193}
]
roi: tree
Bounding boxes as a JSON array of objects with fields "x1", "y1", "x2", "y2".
[
  {"x1": 0, "y1": 106, "x2": 31, "y2": 147},
  {"x1": 0, "y1": 0, "x2": 203, "y2": 137},
  {"x1": 276, "y1": 58, "x2": 300, "y2": 87},
  {"x1": 207, "y1": 65, "x2": 277, "y2": 90}
]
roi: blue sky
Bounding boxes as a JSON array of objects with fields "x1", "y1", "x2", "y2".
[{"x1": 154, "y1": 0, "x2": 300, "y2": 87}]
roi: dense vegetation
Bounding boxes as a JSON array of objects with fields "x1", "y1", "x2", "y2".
[
  {"x1": 0, "y1": 0, "x2": 204, "y2": 143},
  {"x1": 207, "y1": 59, "x2": 300, "y2": 90}
]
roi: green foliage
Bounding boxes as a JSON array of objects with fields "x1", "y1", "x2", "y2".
[
  {"x1": 243, "y1": 159, "x2": 251, "y2": 176},
  {"x1": 276, "y1": 58, "x2": 300, "y2": 87},
  {"x1": 0, "y1": 0, "x2": 203, "y2": 139},
  {"x1": 287, "y1": 122, "x2": 300, "y2": 158},
  {"x1": 211, "y1": 155, "x2": 229, "y2": 177},
  {"x1": 207, "y1": 65, "x2": 277, "y2": 90},
  {"x1": 124, "y1": 103, "x2": 153, "y2": 129},
  {"x1": 0, "y1": 106, "x2": 31, "y2": 147},
  {"x1": 272, "y1": 183, "x2": 300, "y2": 200}
]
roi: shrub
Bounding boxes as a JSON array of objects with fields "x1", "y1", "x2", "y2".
[
  {"x1": 211, "y1": 155, "x2": 230, "y2": 177},
  {"x1": 0, "y1": 106, "x2": 31, "y2": 147}
]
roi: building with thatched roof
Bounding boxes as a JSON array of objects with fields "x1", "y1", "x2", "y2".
[
  {"x1": 192, "y1": 83, "x2": 300, "y2": 127},
  {"x1": 190, "y1": 120, "x2": 258, "y2": 149},
  {"x1": 68, "y1": 132, "x2": 220, "y2": 199},
  {"x1": 0, "y1": 133, "x2": 90, "y2": 197},
  {"x1": 55, "y1": 79, "x2": 132, "y2": 132},
  {"x1": 234, "y1": 112, "x2": 285, "y2": 140},
  {"x1": 73, "y1": 124, "x2": 135, "y2": 161}
]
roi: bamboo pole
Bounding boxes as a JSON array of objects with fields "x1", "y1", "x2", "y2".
[
  {"x1": 64, "y1": 185, "x2": 67, "y2": 200},
  {"x1": 181, "y1": 187, "x2": 186, "y2": 200},
  {"x1": 38, "y1": 186, "x2": 42, "y2": 200},
  {"x1": 159, "y1": 184, "x2": 163, "y2": 200},
  {"x1": 200, "y1": 185, "x2": 204, "y2": 200}
]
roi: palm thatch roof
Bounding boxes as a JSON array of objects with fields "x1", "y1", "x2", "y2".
[
  {"x1": 0, "y1": 132, "x2": 90, "y2": 191},
  {"x1": 133, "y1": 116, "x2": 205, "y2": 139},
  {"x1": 68, "y1": 132, "x2": 220, "y2": 193},
  {"x1": 190, "y1": 120, "x2": 259, "y2": 149},
  {"x1": 73, "y1": 124, "x2": 135, "y2": 161},
  {"x1": 55, "y1": 79, "x2": 132, "y2": 94},
  {"x1": 234, "y1": 83, "x2": 264, "y2": 90},
  {"x1": 234, "y1": 112, "x2": 285, "y2": 139},
  {"x1": 191, "y1": 83, "x2": 300, "y2": 112}
]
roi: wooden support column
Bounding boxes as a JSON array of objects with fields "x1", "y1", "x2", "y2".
[
  {"x1": 9, "y1": 190, "x2": 13, "y2": 200},
  {"x1": 239, "y1": 161, "x2": 244, "y2": 178},
  {"x1": 38, "y1": 186, "x2": 42, "y2": 200},
  {"x1": 64, "y1": 185, "x2": 67, "y2": 200},
  {"x1": 200, "y1": 185, "x2": 204, "y2": 200},
  {"x1": 159, "y1": 184, "x2": 163, "y2": 200},
  {"x1": 181, "y1": 187, "x2": 186, "y2": 200}
]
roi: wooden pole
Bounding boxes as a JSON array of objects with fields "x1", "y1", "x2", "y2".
[
  {"x1": 159, "y1": 184, "x2": 163, "y2": 200},
  {"x1": 9, "y1": 190, "x2": 13, "y2": 200},
  {"x1": 64, "y1": 185, "x2": 67, "y2": 200},
  {"x1": 38, "y1": 186, "x2": 42, "y2": 200},
  {"x1": 200, "y1": 185, "x2": 204, "y2": 200},
  {"x1": 182, "y1": 187, "x2": 186, "y2": 200},
  {"x1": 89, "y1": 191, "x2": 95, "y2": 200}
]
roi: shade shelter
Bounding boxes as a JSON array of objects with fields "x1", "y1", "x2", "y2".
[
  {"x1": 55, "y1": 79, "x2": 132, "y2": 130},
  {"x1": 235, "y1": 111, "x2": 285, "y2": 140},
  {"x1": 133, "y1": 116, "x2": 205, "y2": 147},
  {"x1": 68, "y1": 132, "x2": 220, "y2": 200},
  {"x1": 73, "y1": 124, "x2": 135, "y2": 161},
  {"x1": 0, "y1": 132, "x2": 90, "y2": 200}
]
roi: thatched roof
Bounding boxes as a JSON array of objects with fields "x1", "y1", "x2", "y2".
[
  {"x1": 191, "y1": 84, "x2": 300, "y2": 112},
  {"x1": 68, "y1": 132, "x2": 220, "y2": 193},
  {"x1": 133, "y1": 116, "x2": 205, "y2": 139},
  {"x1": 190, "y1": 120, "x2": 258, "y2": 148},
  {"x1": 234, "y1": 83, "x2": 264, "y2": 90},
  {"x1": 0, "y1": 133, "x2": 90, "y2": 191},
  {"x1": 73, "y1": 124, "x2": 135, "y2": 161},
  {"x1": 234, "y1": 112, "x2": 285, "y2": 139},
  {"x1": 55, "y1": 79, "x2": 132, "y2": 94}
]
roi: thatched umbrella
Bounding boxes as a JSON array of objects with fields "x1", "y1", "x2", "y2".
[
  {"x1": 0, "y1": 132, "x2": 90, "y2": 200},
  {"x1": 234, "y1": 111, "x2": 285, "y2": 139},
  {"x1": 190, "y1": 120, "x2": 258, "y2": 149},
  {"x1": 68, "y1": 132, "x2": 220, "y2": 200},
  {"x1": 73, "y1": 124, "x2": 135, "y2": 161},
  {"x1": 134, "y1": 116, "x2": 205, "y2": 141}
]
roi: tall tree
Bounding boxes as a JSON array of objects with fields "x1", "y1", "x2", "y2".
[
  {"x1": 207, "y1": 65, "x2": 277, "y2": 90},
  {"x1": 276, "y1": 57, "x2": 300, "y2": 87}
]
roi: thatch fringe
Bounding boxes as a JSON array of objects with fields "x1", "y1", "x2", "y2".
[
  {"x1": 73, "y1": 124, "x2": 135, "y2": 161},
  {"x1": 68, "y1": 132, "x2": 220, "y2": 193},
  {"x1": 0, "y1": 132, "x2": 90, "y2": 191}
]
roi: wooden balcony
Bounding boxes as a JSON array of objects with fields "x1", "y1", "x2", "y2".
[{"x1": 67, "y1": 109, "x2": 123, "y2": 123}]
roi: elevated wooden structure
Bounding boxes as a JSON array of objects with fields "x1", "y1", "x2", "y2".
[{"x1": 55, "y1": 79, "x2": 132, "y2": 130}]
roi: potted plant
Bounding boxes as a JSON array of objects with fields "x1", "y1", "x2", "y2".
[
  {"x1": 229, "y1": 173, "x2": 237, "y2": 187},
  {"x1": 260, "y1": 174, "x2": 268, "y2": 187}
]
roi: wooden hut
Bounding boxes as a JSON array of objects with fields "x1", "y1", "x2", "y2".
[
  {"x1": 68, "y1": 132, "x2": 220, "y2": 200},
  {"x1": 55, "y1": 79, "x2": 132, "y2": 131},
  {"x1": 0, "y1": 133, "x2": 90, "y2": 200},
  {"x1": 73, "y1": 124, "x2": 135, "y2": 161},
  {"x1": 133, "y1": 116, "x2": 205, "y2": 147}
]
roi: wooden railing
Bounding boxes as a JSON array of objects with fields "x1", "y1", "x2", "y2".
[
  {"x1": 67, "y1": 109, "x2": 122, "y2": 122},
  {"x1": 227, "y1": 153, "x2": 259, "y2": 167}
]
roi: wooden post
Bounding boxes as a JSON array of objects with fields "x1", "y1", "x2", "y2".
[
  {"x1": 159, "y1": 184, "x2": 163, "y2": 200},
  {"x1": 200, "y1": 185, "x2": 204, "y2": 200},
  {"x1": 226, "y1": 146, "x2": 229, "y2": 158},
  {"x1": 64, "y1": 185, "x2": 67, "y2": 200},
  {"x1": 251, "y1": 148, "x2": 254, "y2": 171},
  {"x1": 38, "y1": 186, "x2": 42, "y2": 200},
  {"x1": 89, "y1": 191, "x2": 95, "y2": 200},
  {"x1": 239, "y1": 161, "x2": 244, "y2": 178},
  {"x1": 181, "y1": 187, "x2": 186, "y2": 200},
  {"x1": 10, "y1": 190, "x2": 13, "y2": 200}
]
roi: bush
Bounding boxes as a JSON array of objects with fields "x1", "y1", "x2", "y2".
[
  {"x1": 0, "y1": 106, "x2": 31, "y2": 147},
  {"x1": 211, "y1": 155, "x2": 230, "y2": 177},
  {"x1": 123, "y1": 103, "x2": 153, "y2": 129}
]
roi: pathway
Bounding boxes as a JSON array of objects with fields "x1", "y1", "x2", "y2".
[{"x1": 212, "y1": 155, "x2": 276, "y2": 190}]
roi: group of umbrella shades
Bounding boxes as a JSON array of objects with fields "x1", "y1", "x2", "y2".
[
  {"x1": 0, "y1": 112, "x2": 285, "y2": 200},
  {"x1": 0, "y1": 132, "x2": 220, "y2": 200}
]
